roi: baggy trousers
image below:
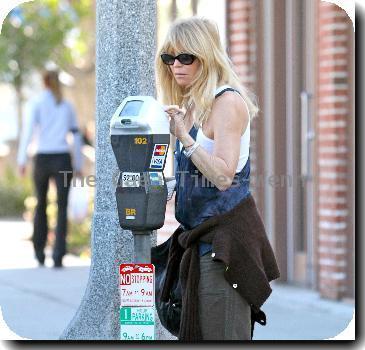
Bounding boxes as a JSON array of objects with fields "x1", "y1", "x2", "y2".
[
  {"x1": 32, "y1": 153, "x2": 73, "y2": 263},
  {"x1": 198, "y1": 253, "x2": 252, "y2": 340}
]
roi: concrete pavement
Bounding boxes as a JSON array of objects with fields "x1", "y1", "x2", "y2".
[
  {"x1": 0, "y1": 216, "x2": 355, "y2": 340},
  {"x1": 253, "y1": 281, "x2": 354, "y2": 340},
  {"x1": 0, "y1": 219, "x2": 90, "y2": 340}
]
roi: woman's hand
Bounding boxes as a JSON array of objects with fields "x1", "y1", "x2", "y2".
[{"x1": 164, "y1": 105, "x2": 189, "y2": 141}]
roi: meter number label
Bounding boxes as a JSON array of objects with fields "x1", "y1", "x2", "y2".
[
  {"x1": 122, "y1": 172, "x2": 140, "y2": 187},
  {"x1": 134, "y1": 137, "x2": 147, "y2": 145}
]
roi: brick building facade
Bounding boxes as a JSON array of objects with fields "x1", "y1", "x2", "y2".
[
  {"x1": 316, "y1": 1, "x2": 354, "y2": 300},
  {"x1": 226, "y1": 0, "x2": 354, "y2": 300}
]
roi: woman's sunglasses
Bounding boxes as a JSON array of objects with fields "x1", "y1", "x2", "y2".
[{"x1": 160, "y1": 53, "x2": 196, "y2": 65}]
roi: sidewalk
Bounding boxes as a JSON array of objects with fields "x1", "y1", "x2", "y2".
[
  {"x1": 0, "y1": 213, "x2": 354, "y2": 340},
  {"x1": 0, "y1": 219, "x2": 90, "y2": 340}
]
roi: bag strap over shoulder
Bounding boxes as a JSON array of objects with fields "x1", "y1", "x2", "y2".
[{"x1": 214, "y1": 85, "x2": 239, "y2": 98}]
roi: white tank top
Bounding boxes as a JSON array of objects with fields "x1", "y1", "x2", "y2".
[{"x1": 183, "y1": 85, "x2": 250, "y2": 173}]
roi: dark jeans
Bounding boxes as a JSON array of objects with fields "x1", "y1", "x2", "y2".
[
  {"x1": 199, "y1": 253, "x2": 251, "y2": 340},
  {"x1": 32, "y1": 153, "x2": 73, "y2": 263}
]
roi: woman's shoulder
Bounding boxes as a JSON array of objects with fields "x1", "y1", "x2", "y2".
[
  {"x1": 213, "y1": 88, "x2": 245, "y2": 111},
  {"x1": 210, "y1": 88, "x2": 250, "y2": 135},
  {"x1": 213, "y1": 86, "x2": 249, "y2": 117}
]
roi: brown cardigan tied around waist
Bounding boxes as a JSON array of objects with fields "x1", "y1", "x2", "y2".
[{"x1": 161, "y1": 193, "x2": 281, "y2": 341}]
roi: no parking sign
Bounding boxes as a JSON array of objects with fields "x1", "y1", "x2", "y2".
[{"x1": 120, "y1": 264, "x2": 155, "y2": 340}]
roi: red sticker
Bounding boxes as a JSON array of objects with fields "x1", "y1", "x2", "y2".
[{"x1": 153, "y1": 144, "x2": 167, "y2": 156}]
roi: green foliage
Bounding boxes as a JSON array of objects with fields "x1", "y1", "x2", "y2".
[
  {"x1": 0, "y1": 0, "x2": 91, "y2": 86},
  {"x1": 0, "y1": 165, "x2": 32, "y2": 217},
  {"x1": 67, "y1": 214, "x2": 92, "y2": 257}
]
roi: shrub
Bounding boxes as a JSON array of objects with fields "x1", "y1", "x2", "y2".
[{"x1": 0, "y1": 166, "x2": 33, "y2": 218}]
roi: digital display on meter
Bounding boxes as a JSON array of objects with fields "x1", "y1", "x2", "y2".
[{"x1": 120, "y1": 100, "x2": 143, "y2": 117}]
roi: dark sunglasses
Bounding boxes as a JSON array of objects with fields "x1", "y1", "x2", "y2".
[{"x1": 160, "y1": 53, "x2": 196, "y2": 65}]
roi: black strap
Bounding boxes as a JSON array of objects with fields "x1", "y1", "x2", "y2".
[
  {"x1": 214, "y1": 87, "x2": 237, "y2": 98},
  {"x1": 69, "y1": 128, "x2": 79, "y2": 134}
]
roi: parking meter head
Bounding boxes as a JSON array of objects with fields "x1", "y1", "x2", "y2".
[
  {"x1": 110, "y1": 96, "x2": 170, "y2": 172},
  {"x1": 110, "y1": 96, "x2": 170, "y2": 231}
]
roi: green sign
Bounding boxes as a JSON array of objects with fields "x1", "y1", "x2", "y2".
[
  {"x1": 120, "y1": 307, "x2": 155, "y2": 340},
  {"x1": 120, "y1": 307, "x2": 154, "y2": 325}
]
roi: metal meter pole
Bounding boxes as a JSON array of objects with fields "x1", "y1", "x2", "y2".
[{"x1": 133, "y1": 231, "x2": 151, "y2": 263}]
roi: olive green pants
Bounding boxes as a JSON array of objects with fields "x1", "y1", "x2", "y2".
[{"x1": 198, "y1": 253, "x2": 252, "y2": 340}]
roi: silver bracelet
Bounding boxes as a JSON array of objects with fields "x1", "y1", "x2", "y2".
[{"x1": 183, "y1": 142, "x2": 200, "y2": 158}]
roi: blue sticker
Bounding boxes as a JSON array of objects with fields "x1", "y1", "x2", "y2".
[
  {"x1": 150, "y1": 156, "x2": 164, "y2": 169},
  {"x1": 149, "y1": 172, "x2": 163, "y2": 186}
]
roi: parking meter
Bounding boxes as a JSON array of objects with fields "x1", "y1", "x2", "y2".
[{"x1": 110, "y1": 96, "x2": 170, "y2": 263}]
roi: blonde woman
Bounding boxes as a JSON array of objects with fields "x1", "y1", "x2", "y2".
[{"x1": 155, "y1": 17, "x2": 280, "y2": 341}]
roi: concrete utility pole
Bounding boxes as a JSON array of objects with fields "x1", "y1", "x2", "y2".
[{"x1": 61, "y1": 0, "x2": 174, "y2": 340}]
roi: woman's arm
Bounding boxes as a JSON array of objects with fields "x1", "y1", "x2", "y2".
[
  {"x1": 17, "y1": 101, "x2": 38, "y2": 175},
  {"x1": 169, "y1": 92, "x2": 249, "y2": 191},
  {"x1": 68, "y1": 103, "x2": 84, "y2": 175}
]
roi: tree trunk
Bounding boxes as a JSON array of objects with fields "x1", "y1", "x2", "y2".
[
  {"x1": 191, "y1": 0, "x2": 198, "y2": 15},
  {"x1": 170, "y1": 0, "x2": 177, "y2": 20},
  {"x1": 15, "y1": 81, "x2": 23, "y2": 141}
]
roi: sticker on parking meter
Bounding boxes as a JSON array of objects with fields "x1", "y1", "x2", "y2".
[
  {"x1": 125, "y1": 208, "x2": 136, "y2": 220},
  {"x1": 120, "y1": 306, "x2": 155, "y2": 340},
  {"x1": 121, "y1": 172, "x2": 140, "y2": 187},
  {"x1": 150, "y1": 144, "x2": 168, "y2": 169},
  {"x1": 120, "y1": 264, "x2": 154, "y2": 306},
  {"x1": 149, "y1": 172, "x2": 164, "y2": 186}
]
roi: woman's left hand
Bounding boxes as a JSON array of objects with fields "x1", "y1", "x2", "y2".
[{"x1": 164, "y1": 105, "x2": 189, "y2": 141}]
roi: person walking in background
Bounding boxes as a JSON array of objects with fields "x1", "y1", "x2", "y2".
[{"x1": 17, "y1": 70, "x2": 83, "y2": 268}]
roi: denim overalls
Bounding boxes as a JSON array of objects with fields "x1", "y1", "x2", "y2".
[{"x1": 174, "y1": 89, "x2": 251, "y2": 256}]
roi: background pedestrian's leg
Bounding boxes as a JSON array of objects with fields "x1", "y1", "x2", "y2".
[
  {"x1": 33, "y1": 158, "x2": 50, "y2": 264},
  {"x1": 52, "y1": 156, "x2": 72, "y2": 265}
]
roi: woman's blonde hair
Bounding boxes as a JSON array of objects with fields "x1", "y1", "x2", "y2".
[{"x1": 155, "y1": 16, "x2": 259, "y2": 127}]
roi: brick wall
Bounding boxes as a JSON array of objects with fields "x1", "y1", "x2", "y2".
[
  {"x1": 227, "y1": 0, "x2": 259, "y2": 198},
  {"x1": 226, "y1": 0, "x2": 354, "y2": 300},
  {"x1": 316, "y1": 1, "x2": 354, "y2": 299}
]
